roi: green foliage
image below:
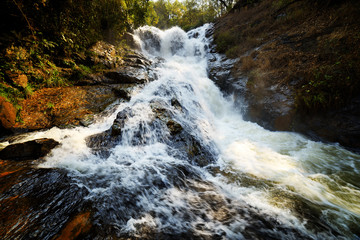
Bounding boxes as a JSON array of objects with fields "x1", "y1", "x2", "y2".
[
  {"x1": 24, "y1": 85, "x2": 33, "y2": 98},
  {"x1": 78, "y1": 65, "x2": 92, "y2": 75},
  {"x1": 272, "y1": 0, "x2": 293, "y2": 8},
  {"x1": 153, "y1": 0, "x2": 223, "y2": 30},
  {"x1": 144, "y1": 1, "x2": 159, "y2": 26},
  {"x1": 70, "y1": 64, "x2": 94, "y2": 81},
  {"x1": 2, "y1": 0, "x2": 155, "y2": 55},
  {"x1": 0, "y1": 33, "x2": 69, "y2": 113},
  {"x1": 0, "y1": 83, "x2": 23, "y2": 108},
  {"x1": 0, "y1": 0, "x2": 160, "y2": 124},
  {"x1": 44, "y1": 102, "x2": 55, "y2": 115},
  {"x1": 297, "y1": 61, "x2": 358, "y2": 111},
  {"x1": 225, "y1": 46, "x2": 242, "y2": 58},
  {"x1": 215, "y1": 29, "x2": 239, "y2": 53},
  {"x1": 47, "y1": 102, "x2": 55, "y2": 109}
]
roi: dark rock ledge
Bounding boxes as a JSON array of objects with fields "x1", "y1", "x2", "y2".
[{"x1": 0, "y1": 138, "x2": 59, "y2": 161}]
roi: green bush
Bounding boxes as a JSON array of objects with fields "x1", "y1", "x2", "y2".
[
  {"x1": 215, "y1": 29, "x2": 239, "y2": 53},
  {"x1": 297, "y1": 61, "x2": 358, "y2": 111}
]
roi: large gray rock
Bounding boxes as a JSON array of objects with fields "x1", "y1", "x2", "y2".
[
  {"x1": 87, "y1": 99, "x2": 216, "y2": 166},
  {"x1": 83, "y1": 51, "x2": 153, "y2": 85},
  {"x1": 0, "y1": 138, "x2": 59, "y2": 160},
  {"x1": 86, "y1": 107, "x2": 134, "y2": 157},
  {"x1": 103, "y1": 52, "x2": 152, "y2": 84},
  {"x1": 123, "y1": 32, "x2": 142, "y2": 51},
  {"x1": 104, "y1": 66, "x2": 149, "y2": 84}
]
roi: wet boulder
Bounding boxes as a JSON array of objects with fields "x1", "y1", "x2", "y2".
[
  {"x1": 104, "y1": 52, "x2": 152, "y2": 84},
  {"x1": 123, "y1": 52, "x2": 152, "y2": 67},
  {"x1": 171, "y1": 98, "x2": 183, "y2": 111},
  {"x1": 79, "y1": 49, "x2": 153, "y2": 86},
  {"x1": 86, "y1": 107, "x2": 134, "y2": 155},
  {"x1": 112, "y1": 87, "x2": 131, "y2": 101},
  {"x1": 111, "y1": 107, "x2": 134, "y2": 136},
  {"x1": 104, "y1": 66, "x2": 149, "y2": 84},
  {"x1": 135, "y1": 28, "x2": 161, "y2": 55},
  {"x1": 150, "y1": 100, "x2": 216, "y2": 167},
  {"x1": 123, "y1": 32, "x2": 142, "y2": 51},
  {"x1": 87, "y1": 99, "x2": 215, "y2": 167},
  {"x1": 150, "y1": 100, "x2": 172, "y2": 122},
  {"x1": 169, "y1": 129, "x2": 215, "y2": 167},
  {"x1": 0, "y1": 138, "x2": 59, "y2": 161},
  {"x1": 166, "y1": 120, "x2": 183, "y2": 135}
]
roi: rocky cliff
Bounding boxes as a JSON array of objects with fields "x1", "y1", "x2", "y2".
[{"x1": 208, "y1": 0, "x2": 360, "y2": 151}]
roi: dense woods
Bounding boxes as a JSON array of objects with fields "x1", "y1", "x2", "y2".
[
  {"x1": 153, "y1": 0, "x2": 234, "y2": 31},
  {"x1": 0, "y1": 0, "x2": 156, "y2": 128},
  {"x1": 0, "y1": 0, "x2": 231, "y2": 122}
]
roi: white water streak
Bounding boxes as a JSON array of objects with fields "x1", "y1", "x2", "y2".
[{"x1": 18, "y1": 24, "x2": 360, "y2": 238}]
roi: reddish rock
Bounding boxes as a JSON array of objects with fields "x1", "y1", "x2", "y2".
[
  {"x1": 0, "y1": 96, "x2": 16, "y2": 129},
  {"x1": 15, "y1": 74, "x2": 28, "y2": 88},
  {"x1": 55, "y1": 212, "x2": 92, "y2": 240}
]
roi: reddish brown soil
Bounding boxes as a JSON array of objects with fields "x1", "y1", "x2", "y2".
[{"x1": 14, "y1": 86, "x2": 118, "y2": 130}]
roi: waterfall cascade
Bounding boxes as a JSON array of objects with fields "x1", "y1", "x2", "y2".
[{"x1": 1, "y1": 24, "x2": 360, "y2": 239}]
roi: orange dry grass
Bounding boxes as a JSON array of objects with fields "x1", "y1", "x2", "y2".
[
  {"x1": 15, "y1": 86, "x2": 92, "y2": 129},
  {"x1": 240, "y1": 55, "x2": 256, "y2": 72}
]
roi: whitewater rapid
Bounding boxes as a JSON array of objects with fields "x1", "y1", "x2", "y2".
[{"x1": 11, "y1": 24, "x2": 360, "y2": 239}]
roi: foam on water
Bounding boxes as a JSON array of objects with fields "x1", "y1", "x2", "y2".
[{"x1": 24, "y1": 24, "x2": 360, "y2": 238}]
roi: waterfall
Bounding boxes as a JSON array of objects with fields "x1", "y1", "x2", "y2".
[{"x1": 4, "y1": 24, "x2": 360, "y2": 239}]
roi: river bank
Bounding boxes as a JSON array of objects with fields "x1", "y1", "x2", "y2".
[{"x1": 210, "y1": 0, "x2": 360, "y2": 151}]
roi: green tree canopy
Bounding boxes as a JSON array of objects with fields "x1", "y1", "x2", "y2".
[
  {"x1": 1, "y1": 0, "x2": 157, "y2": 53},
  {"x1": 152, "y1": 0, "x2": 230, "y2": 31}
]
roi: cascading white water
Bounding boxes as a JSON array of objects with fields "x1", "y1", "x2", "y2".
[{"x1": 15, "y1": 24, "x2": 360, "y2": 239}]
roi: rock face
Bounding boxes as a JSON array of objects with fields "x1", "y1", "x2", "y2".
[
  {"x1": 208, "y1": 46, "x2": 360, "y2": 150},
  {"x1": 293, "y1": 97, "x2": 360, "y2": 149},
  {"x1": 13, "y1": 86, "x2": 125, "y2": 132},
  {"x1": 0, "y1": 138, "x2": 59, "y2": 160},
  {"x1": 244, "y1": 80, "x2": 295, "y2": 132},
  {"x1": 207, "y1": 1, "x2": 360, "y2": 152}
]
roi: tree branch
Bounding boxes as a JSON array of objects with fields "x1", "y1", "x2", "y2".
[
  {"x1": 218, "y1": 0, "x2": 229, "y2": 8},
  {"x1": 12, "y1": 0, "x2": 36, "y2": 39}
]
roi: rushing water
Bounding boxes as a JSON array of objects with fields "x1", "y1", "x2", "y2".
[{"x1": 1, "y1": 24, "x2": 360, "y2": 239}]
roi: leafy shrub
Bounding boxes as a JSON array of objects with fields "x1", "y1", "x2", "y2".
[
  {"x1": 297, "y1": 61, "x2": 358, "y2": 111},
  {"x1": 215, "y1": 29, "x2": 239, "y2": 53}
]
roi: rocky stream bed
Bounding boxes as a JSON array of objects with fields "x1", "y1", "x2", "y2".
[{"x1": 1, "y1": 24, "x2": 360, "y2": 240}]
